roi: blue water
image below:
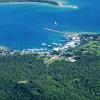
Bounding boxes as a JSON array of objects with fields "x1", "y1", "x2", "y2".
[{"x1": 0, "y1": 0, "x2": 99, "y2": 50}]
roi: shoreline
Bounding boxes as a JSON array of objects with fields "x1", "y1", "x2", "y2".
[{"x1": 0, "y1": 32, "x2": 99, "y2": 56}]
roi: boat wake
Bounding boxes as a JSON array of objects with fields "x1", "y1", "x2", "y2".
[
  {"x1": 43, "y1": 28, "x2": 66, "y2": 34},
  {"x1": 59, "y1": 4, "x2": 78, "y2": 9}
]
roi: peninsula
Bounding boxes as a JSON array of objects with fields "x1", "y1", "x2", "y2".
[{"x1": 0, "y1": 0, "x2": 63, "y2": 6}]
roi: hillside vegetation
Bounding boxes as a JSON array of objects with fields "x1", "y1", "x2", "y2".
[{"x1": 0, "y1": 38, "x2": 99, "y2": 100}]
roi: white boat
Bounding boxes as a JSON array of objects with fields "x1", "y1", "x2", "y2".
[
  {"x1": 54, "y1": 21, "x2": 58, "y2": 26},
  {"x1": 41, "y1": 43, "x2": 46, "y2": 46},
  {"x1": 52, "y1": 43, "x2": 59, "y2": 46}
]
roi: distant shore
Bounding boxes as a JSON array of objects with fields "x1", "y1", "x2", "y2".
[{"x1": 0, "y1": 0, "x2": 63, "y2": 6}]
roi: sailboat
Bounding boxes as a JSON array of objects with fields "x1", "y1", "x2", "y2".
[{"x1": 54, "y1": 21, "x2": 58, "y2": 26}]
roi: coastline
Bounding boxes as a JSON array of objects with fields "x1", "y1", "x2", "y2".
[
  {"x1": 0, "y1": 2, "x2": 79, "y2": 9},
  {"x1": 0, "y1": 32, "x2": 99, "y2": 56},
  {"x1": 0, "y1": 1, "x2": 78, "y2": 9},
  {"x1": 0, "y1": 1, "x2": 63, "y2": 6}
]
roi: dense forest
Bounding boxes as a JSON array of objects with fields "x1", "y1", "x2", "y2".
[{"x1": 0, "y1": 38, "x2": 99, "y2": 100}]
